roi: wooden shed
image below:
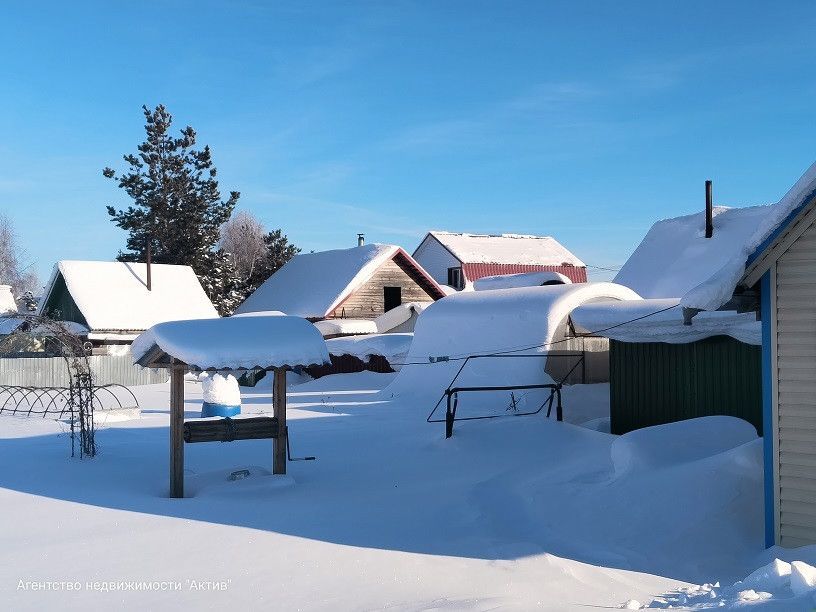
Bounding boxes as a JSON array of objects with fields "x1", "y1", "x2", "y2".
[{"x1": 235, "y1": 244, "x2": 446, "y2": 322}]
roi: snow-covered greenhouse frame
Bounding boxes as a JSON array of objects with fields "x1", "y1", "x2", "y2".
[{"x1": 131, "y1": 316, "x2": 329, "y2": 498}]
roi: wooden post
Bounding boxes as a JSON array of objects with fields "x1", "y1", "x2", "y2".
[
  {"x1": 170, "y1": 364, "x2": 185, "y2": 498},
  {"x1": 273, "y1": 367, "x2": 287, "y2": 475}
]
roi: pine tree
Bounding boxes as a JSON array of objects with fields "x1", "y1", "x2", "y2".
[{"x1": 103, "y1": 105, "x2": 240, "y2": 314}]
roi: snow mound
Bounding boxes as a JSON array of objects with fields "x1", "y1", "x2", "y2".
[
  {"x1": 385, "y1": 282, "x2": 639, "y2": 409},
  {"x1": 314, "y1": 318, "x2": 378, "y2": 337},
  {"x1": 473, "y1": 271, "x2": 572, "y2": 291},
  {"x1": 611, "y1": 416, "x2": 758, "y2": 476},
  {"x1": 635, "y1": 558, "x2": 816, "y2": 609},
  {"x1": 200, "y1": 373, "x2": 241, "y2": 406},
  {"x1": 325, "y1": 333, "x2": 413, "y2": 364}
]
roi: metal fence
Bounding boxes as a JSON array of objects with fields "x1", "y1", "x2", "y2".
[{"x1": 0, "y1": 355, "x2": 168, "y2": 387}]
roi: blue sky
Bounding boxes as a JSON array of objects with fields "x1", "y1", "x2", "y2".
[{"x1": 2, "y1": 1, "x2": 816, "y2": 284}]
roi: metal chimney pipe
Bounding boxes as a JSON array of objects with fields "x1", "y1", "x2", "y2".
[
  {"x1": 357, "y1": 233, "x2": 365, "y2": 246},
  {"x1": 705, "y1": 180, "x2": 713, "y2": 238},
  {"x1": 146, "y1": 235, "x2": 152, "y2": 291}
]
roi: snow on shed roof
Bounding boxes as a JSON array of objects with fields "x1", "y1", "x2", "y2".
[
  {"x1": 571, "y1": 298, "x2": 760, "y2": 345},
  {"x1": 614, "y1": 205, "x2": 772, "y2": 301},
  {"x1": 425, "y1": 231, "x2": 586, "y2": 267},
  {"x1": 131, "y1": 315, "x2": 330, "y2": 371},
  {"x1": 235, "y1": 244, "x2": 443, "y2": 319},
  {"x1": 40, "y1": 261, "x2": 218, "y2": 332},
  {"x1": 682, "y1": 160, "x2": 816, "y2": 311}
]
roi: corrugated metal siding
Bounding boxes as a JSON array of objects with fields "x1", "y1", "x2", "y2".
[
  {"x1": 0, "y1": 355, "x2": 168, "y2": 386},
  {"x1": 609, "y1": 337, "x2": 762, "y2": 436},
  {"x1": 776, "y1": 219, "x2": 816, "y2": 547},
  {"x1": 461, "y1": 263, "x2": 588, "y2": 283}
]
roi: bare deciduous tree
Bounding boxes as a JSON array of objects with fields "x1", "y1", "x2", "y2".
[
  {"x1": 219, "y1": 211, "x2": 269, "y2": 283},
  {"x1": 0, "y1": 214, "x2": 39, "y2": 306}
]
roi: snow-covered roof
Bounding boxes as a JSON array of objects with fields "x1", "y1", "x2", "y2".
[
  {"x1": 571, "y1": 298, "x2": 761, "y2": 345},
  {"x1": 235, "y1": 244, "x2": 443, "y2": 319},
  {"x1": 325, "y1": 333, "x2": 413, "y2": 363},
  {"x1": 425, "y1": 231, "x2": 586, "y2": 267},
  {"x1": 473, "y1": 271, "x2": 572, "y2": 291},
  {"x1": 314, "y1": 318, "x2": 378, "y2": 337},
  {"x1": 0, "y1": 316, "x2": 88, "y2": 337},
  {"x1": 683, "y1": 160, "x2": 816, "y2": 311},
  {"x1": 0, "y1": 285, "x2": 17, "y2": 315},
  {"x1": 131, "y1": 315, "x2": 330, "y2": 371},
  {"x1": 614, "y1": 205, "x2": 771, "y2": 301},
  {"x1": 40, "y1": 261, "x2": 218, "y2": 332}
]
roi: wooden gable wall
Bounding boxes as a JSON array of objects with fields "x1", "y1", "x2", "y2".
[{"x1": 329, "y1": 257, "x2": 437, "y2": 319}]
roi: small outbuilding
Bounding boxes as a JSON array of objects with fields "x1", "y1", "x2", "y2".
[
  {"x1": 39, "y1": 260, "x2": 218, "y2": 352},
  {"x1": 235, "y1": 244, "x2": 446, "y2": 322},
  {"x1": 570, "y1": 197, "x2": 772, "y2": 437},
  {"x1": 412, "y1": 231, "x2": 587, "y2": 291}
]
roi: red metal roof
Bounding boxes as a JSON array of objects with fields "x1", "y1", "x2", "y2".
[{"x1": 461, "y1": 263, "x2": 587, "y2": 284}]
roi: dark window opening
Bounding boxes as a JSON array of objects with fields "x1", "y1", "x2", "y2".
[
  {"x1": 447, "y1": 267, "x2": 464, "y2": 290},
  {"x1": 384, "y1": 286, "x2": 402, "y2": 312}
]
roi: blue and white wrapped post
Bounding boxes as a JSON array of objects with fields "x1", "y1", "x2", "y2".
[{"x1": 199, "y1": 373, "x2": 241, "y2": 418}]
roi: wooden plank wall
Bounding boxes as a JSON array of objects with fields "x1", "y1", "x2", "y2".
[{"x1": 330, "y1": 259, "x2": 435, "y2": 319}]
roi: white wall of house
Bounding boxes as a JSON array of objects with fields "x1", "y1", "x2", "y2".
[{"x1": 413, "y1": 236, "x2": 461, "y2": 287}]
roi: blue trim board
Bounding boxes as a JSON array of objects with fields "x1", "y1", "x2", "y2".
[
  {"x1": 761, "y1": 270, "x2": 775, "y2": 547},
  {"x1": 746, "y1": 187, "x2": 816, "y2": 267}
]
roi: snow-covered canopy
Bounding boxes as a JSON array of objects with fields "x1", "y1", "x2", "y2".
[
  {"x1": 614, "y1": 206, "x2": 771, "y2": 301},
  {"x1": 571, "y1": 298, "x2": 761, "y2": 345},
  {"x1": 427, "y1": 231, "x2": 585, "y2": 266},
  {"x1": 39, "y1": 261, "x2": 218, "y2": 333},
  {"x1": 473, "y1": 271, "x2": 572, "y2": 291},
  {"x1": 131, "y1": 315, "x2": 330, "y2": 371},
  {"x1": 235, "y1": 244, "x2": 442, "y2": 319}
]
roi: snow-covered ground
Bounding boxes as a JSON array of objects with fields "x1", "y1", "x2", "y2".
[{"x1": 0, "y1": 372, "x2": 807, "y2": 610}]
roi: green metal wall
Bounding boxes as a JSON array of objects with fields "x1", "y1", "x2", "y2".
[
  {"x1": 609, "y1": 336, "x2": 762, "y2": 436},
  {"x1": 42, "y1": 273, "x2": 88, "y2": 327}
]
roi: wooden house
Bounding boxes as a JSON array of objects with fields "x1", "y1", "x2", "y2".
[
  {"x1": 235, "y1": 244, "x2": 446, "y2": 323},
  {"x1": 39, "y1": 260, "x2": 218, "y2": 352},
  {"x1": 412, "y1": 231, "x2": 587, "y2": 291}
]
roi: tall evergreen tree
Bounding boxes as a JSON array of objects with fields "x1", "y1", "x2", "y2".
[{"x1": 103, "y1": 105, "x2": 240, "y2": 314}]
